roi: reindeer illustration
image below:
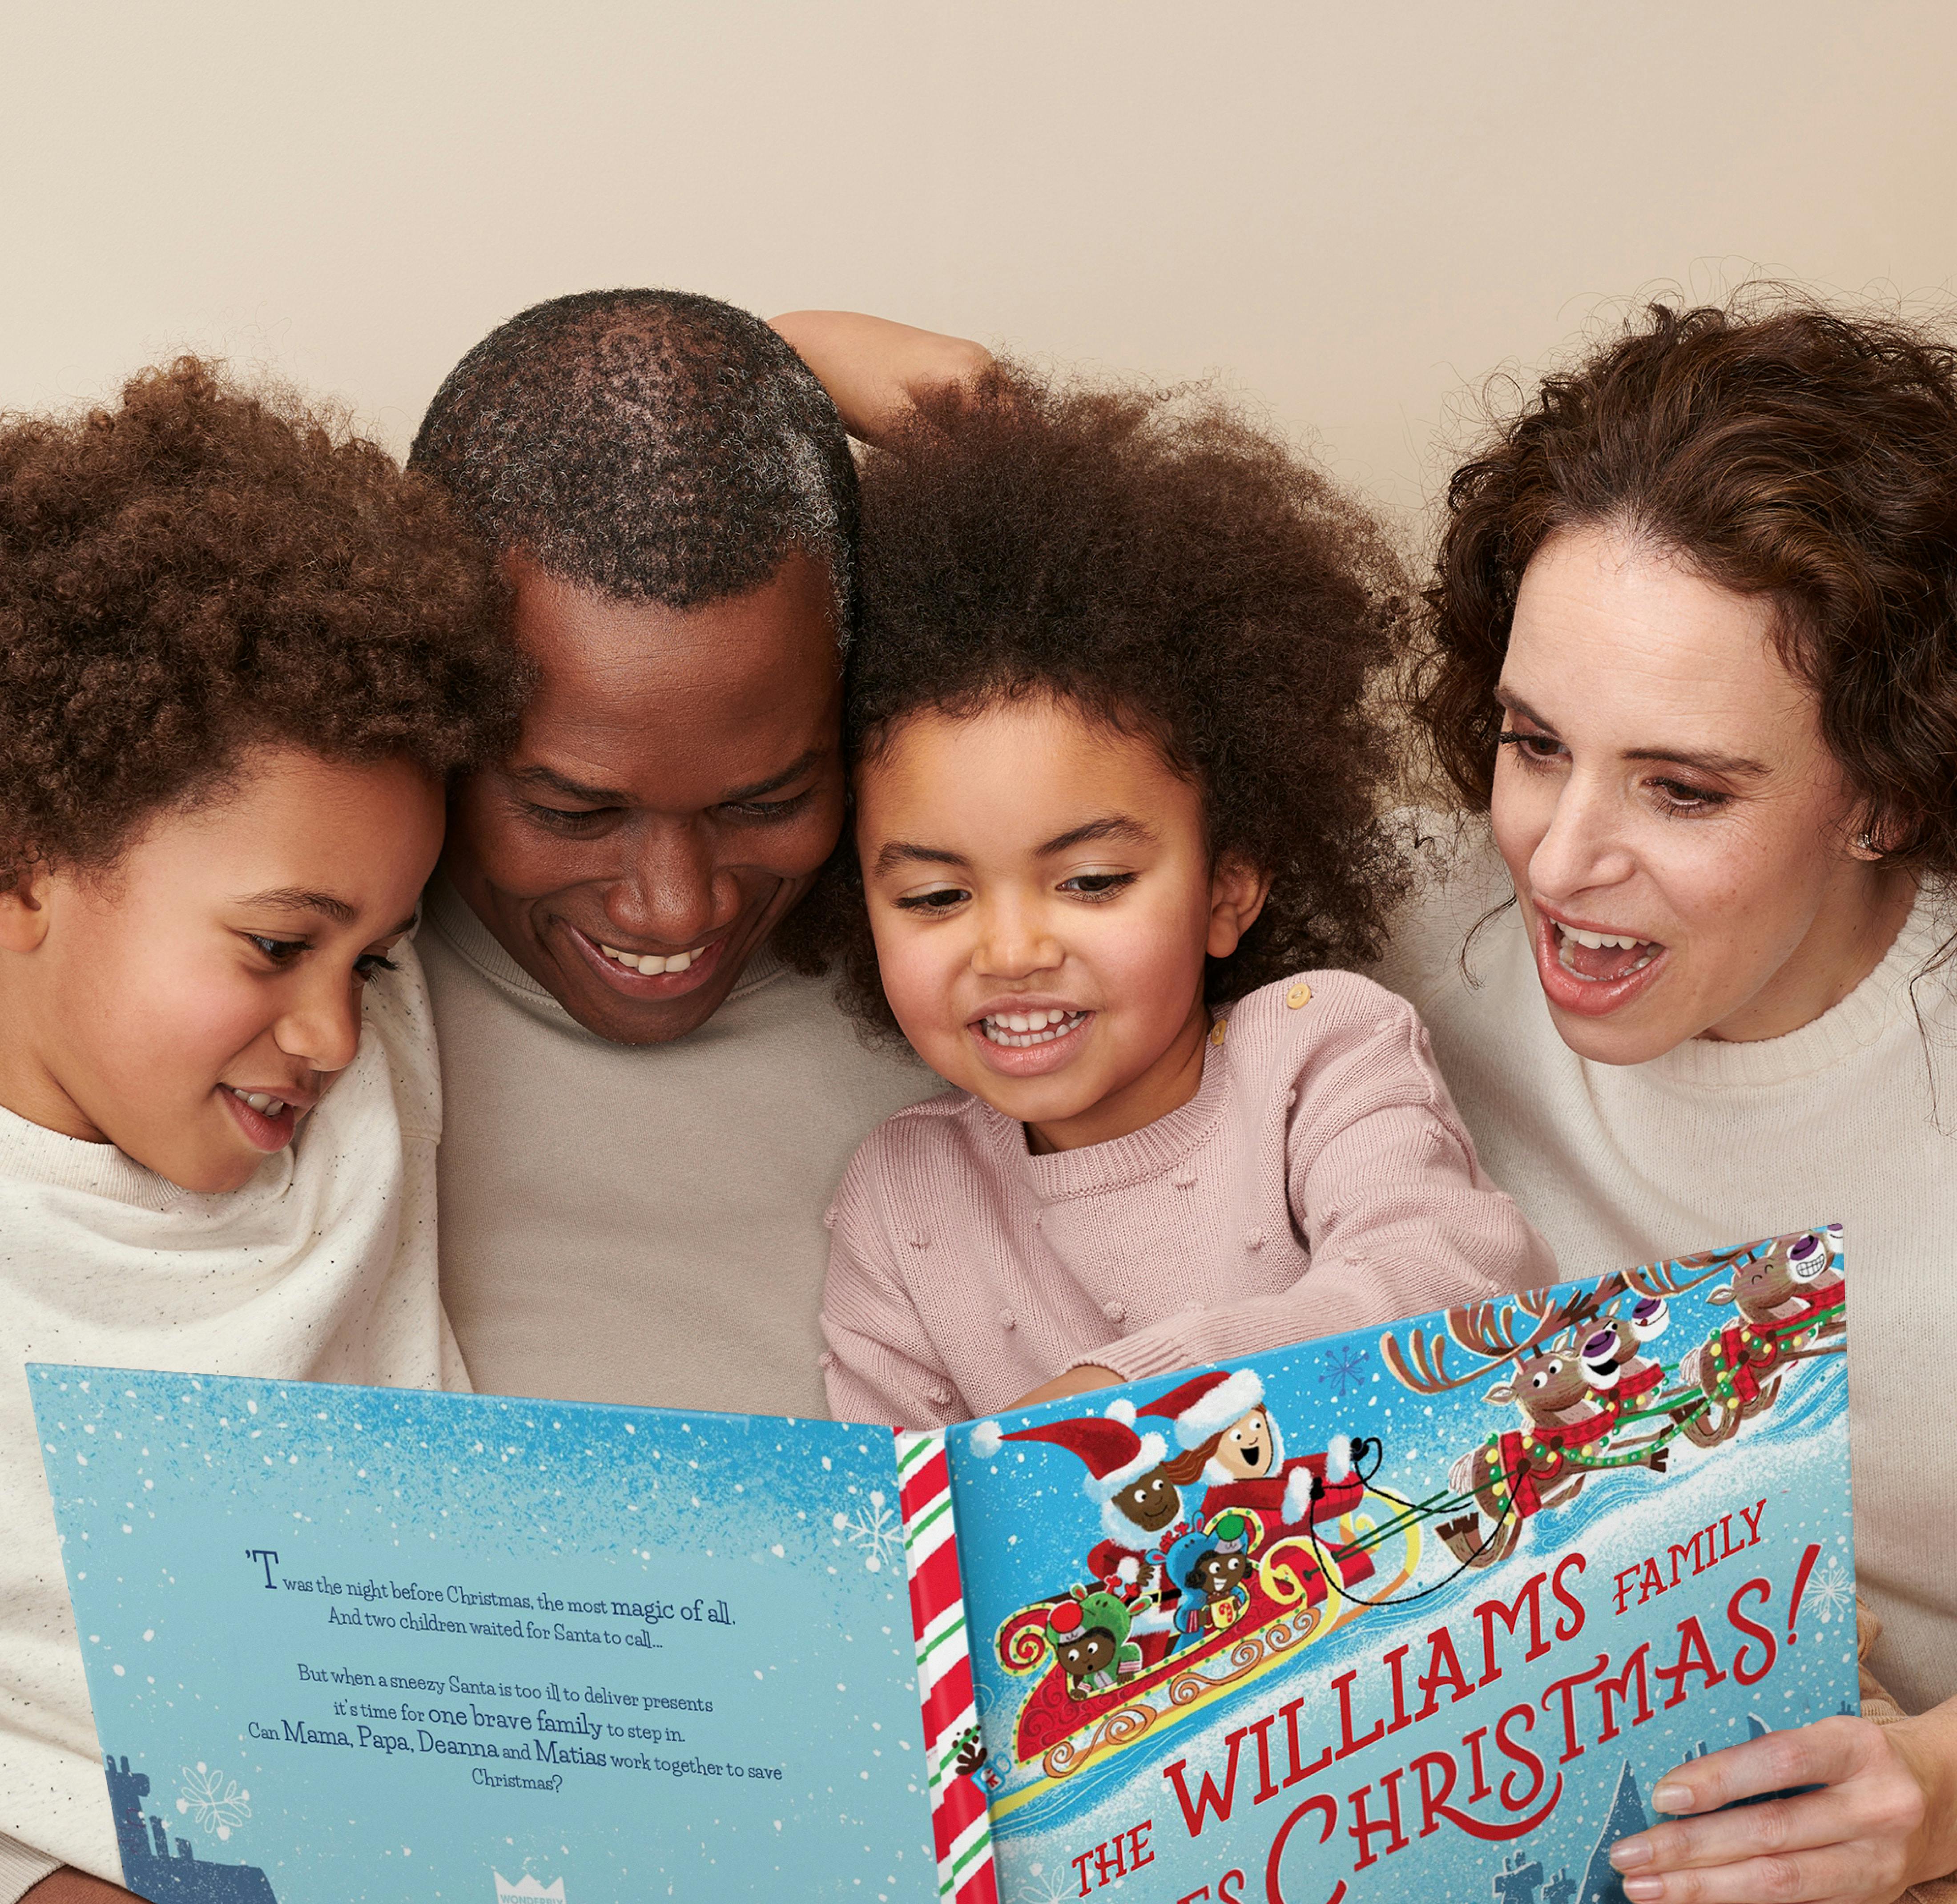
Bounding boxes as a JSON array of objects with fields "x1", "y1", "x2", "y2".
[
  {"x1": 1675, "y1": 1227, "x2": 1847, "y2": 1449},
  {"x1": 1383, "y1": 1279, "x2": 1683, "y2": 1569}
]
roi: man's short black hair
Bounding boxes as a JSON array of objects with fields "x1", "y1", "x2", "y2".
[{"x1": 409, "y1": 288, "x2": 856, "y2": 637}]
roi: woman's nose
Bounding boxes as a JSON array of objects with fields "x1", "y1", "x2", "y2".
[{"x1": 1528, "y1": 774, "x2": 1637, "y2": 900}]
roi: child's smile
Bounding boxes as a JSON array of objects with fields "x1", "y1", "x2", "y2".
[{"x1": 855, "y1": 696, "x2": 1269, "y2": 1153}]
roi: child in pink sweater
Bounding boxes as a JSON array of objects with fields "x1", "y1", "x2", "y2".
[{"x1": 804, "y1": 367, "x2": 1554, "y2": 1428}]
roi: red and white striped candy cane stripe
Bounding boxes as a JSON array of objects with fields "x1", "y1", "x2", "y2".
[{"x1": 897, "y1": 1428, "x2": 997, "y2": 1904}]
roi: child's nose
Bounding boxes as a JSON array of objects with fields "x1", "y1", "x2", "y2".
[
  {"x1": 971, "y1": 898, "x2": 1063, "y2": 977},
  {"x1": 274, "y1": 980, "x2": 362, "y2": 1075}
]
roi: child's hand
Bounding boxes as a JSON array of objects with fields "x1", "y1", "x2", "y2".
[
  {"x1": 23, "y1": 1870, "x2": 145, "y2": 1901},
  {"x1": 1008, "y1": 1365, "x2": 1123, "y2": 1410},
  {"x1": 768, "y1": 311, "x2": 993, "y2": 446}
]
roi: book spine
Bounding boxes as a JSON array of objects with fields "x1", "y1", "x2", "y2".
[{"x1": 897, "y1": 1428, "x2": 998, "y2": 1904}]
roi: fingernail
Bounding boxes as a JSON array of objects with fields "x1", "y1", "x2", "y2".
[
  {"x1": 1651, "y1": 1780, "x2": 1693, "y2": 1812},
  {"x1": 1610, "y1": 1839, "x2": 1652, "y2": 1871},
  {"x1": 1623, "y1": 1881, "x2": 1664, "y2": 1902}
]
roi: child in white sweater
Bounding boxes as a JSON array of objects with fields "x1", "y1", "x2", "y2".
[{"x1": 0, "y1": 362, "x2": 519, "y2": 1901}]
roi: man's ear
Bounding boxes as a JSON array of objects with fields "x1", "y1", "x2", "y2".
[
  {"x1": 1205, "y1": 855, "x2": 1272, "y2": 960},
  {"x1": 0, "y1": 866, "x2": 52, "y2": 955}
]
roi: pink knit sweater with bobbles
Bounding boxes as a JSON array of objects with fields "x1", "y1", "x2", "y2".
[{"x1": 820, "y1": 972, "x2": 1558, "y2": 1428}]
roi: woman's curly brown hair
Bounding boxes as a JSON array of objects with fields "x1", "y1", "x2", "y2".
[
  {"x1": 0, "y1": 357, "x2": 523, "y2": 887},
  {"x1": 780, "y1": 363, "x2": 1412, "y2": 1037},
  {"x1": 1413, "y1": 294, "x2": 1957, "y2": 886}
]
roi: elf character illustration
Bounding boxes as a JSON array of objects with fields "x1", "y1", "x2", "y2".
[
  {"x1": 1045, "y1": 1587, "x2": 1145, "y2": 1698},
  {"x1": 1161, "y1": 1513, "x2": 1253, "y2": 1654}
]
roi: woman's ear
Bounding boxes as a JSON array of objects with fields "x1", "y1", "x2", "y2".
[{"x1": 1206, "y1": 855, "x2": 1272, "y2": 959}]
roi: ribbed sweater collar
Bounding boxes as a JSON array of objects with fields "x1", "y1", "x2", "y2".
[
  {"x1": 1639, "y1": 882, "x2": 1955, "y2": 1089},
  {"x1": 971, "y1": 1025, "x2": 1232, "y2": 1202},
  {"x1": 421, "y1": 875, "x2": 786, "y2": 1022}
]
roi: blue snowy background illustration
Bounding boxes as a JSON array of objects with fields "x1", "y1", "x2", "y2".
[
  {"x1": 942, "y1": 1230, "x2": 1857, "y2": 1904},
  {"x1": 33, "y1": 1370, "x2": 938, "y2": 1904}
]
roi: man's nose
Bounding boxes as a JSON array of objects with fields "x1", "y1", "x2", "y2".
[{"x1": 606, "y1": 818, "x2": 729, "y2": 945}]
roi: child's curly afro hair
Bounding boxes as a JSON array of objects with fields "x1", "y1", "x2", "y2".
[
  {"x1": 0, "y1": 357, "x2": 523, "y2": 887},
  {"x1": 781, "y1": 363, "x2": 1412, "y2": 1036}
]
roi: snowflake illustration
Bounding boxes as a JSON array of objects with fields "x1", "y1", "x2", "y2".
[
  {"x1": 175, "y1": 1762, "x2": 250, "y2": 1840},
  {"x1": 831, "y1": 1490, "x2": 903, "y2": 1573},
  {"x1": 1318, "y1": 1342, "x2": 1371, "y2": 1399},
  {"x1": 1011, "y1": 1864, "x2": 1076, "y2": 1904},
  {"x1": 1802, "y1": 1555, "x2": 1855, "y2": 1626}
]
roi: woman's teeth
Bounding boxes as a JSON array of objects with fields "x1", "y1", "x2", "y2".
[
  {"x1": 980, "y1": 1009, "x2": 1087, "y2": 1048},
  {"x1": 601, "y1": 943, "x2": 694, "y2": 976},
  {"x1": 229, "y1": 1088, "x2": 288, "y2": 1116},
  {"x1": 1554, "y1": 921, "x2": 1659, "y2": 978}
]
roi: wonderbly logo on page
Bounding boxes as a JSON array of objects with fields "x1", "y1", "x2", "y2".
[{"x1": 493, "y1": 1876, "x2": 564, "y2": 1901}]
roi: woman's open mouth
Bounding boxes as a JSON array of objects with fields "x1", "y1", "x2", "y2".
[{"x1": 1533, "y1": 908, "x2": 1669, "y2": 1017}]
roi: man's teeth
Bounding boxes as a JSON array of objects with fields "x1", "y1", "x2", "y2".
[
  {"x1": 229, "y1": 1088, "x2": 288, "y2": 1116},
  {"x1": 980, "y1": 1009, "x2": 1087, "y2": 1048},
  {"x1": 601, "y1": 944, "x2": 694, "y2": 975}
]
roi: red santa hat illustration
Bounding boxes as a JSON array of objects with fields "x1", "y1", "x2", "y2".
[
  {"x1": 1138, "y1": 1369, "x2": 1285, "y2": 1480},
  {"x1": 969, "y1": 1410, "x2": 1169, "y2": 1545}
]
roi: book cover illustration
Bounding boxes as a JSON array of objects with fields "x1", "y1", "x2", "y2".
[
  {"x1": 945, "y1": 1225, "x2": 1854, "y2": 1903},
  {"x1": 32, "y1": 1378, "x2": 994, "y2": 1904}
]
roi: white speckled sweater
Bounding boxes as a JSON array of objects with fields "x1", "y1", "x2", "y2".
[
  {"x1": 820, "y1": 971, "x2": 1556, "y2": 1428},
  {"x1": 0, "y1": 942, "x2": 464, "y2": 1898}
]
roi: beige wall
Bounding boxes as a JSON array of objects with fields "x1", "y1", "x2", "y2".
[{"x1": 3, "y1": 2, "x2": 1952, "y2": 532}]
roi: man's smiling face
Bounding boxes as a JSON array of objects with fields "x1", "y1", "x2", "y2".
[{"x1": 443, "y1": 550, "x2": 846, "y2": 1045}]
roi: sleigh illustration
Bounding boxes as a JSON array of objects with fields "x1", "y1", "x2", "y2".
[{"x1": 991, "y1": 1498, "x2": 1422, "y2": 1788}]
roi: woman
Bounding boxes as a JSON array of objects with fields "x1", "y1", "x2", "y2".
[{"x1": 1377, "y1": 298, "x2": 1957, "y2": 1901}]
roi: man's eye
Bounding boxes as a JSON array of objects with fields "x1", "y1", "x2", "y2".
[
  {"x1": 1059, "y1": 872, "x2": 1136, "y2": 900},
  {"x1": 247, "y1": 935, "x2": 307, "y2": 964},
  {"x1": 894, "y1": 887, "x2": 970, "y2": 913},
  {"x1": 718, "y1": 790, "x2": 813, "y2": 823},
  {"x1": 524, "y1": 803, "x2": 617, "y2": 830}
]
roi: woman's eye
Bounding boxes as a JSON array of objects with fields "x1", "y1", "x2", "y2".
[
  {"x1": 894, "y1": 886, "x2": 970, "y2": 913},
  {"x1": 1496, "y1": 729, "x2": 1566, "y2": 765},
  {"x1": 247, "y1": 935, "x2": 307, "y2": 964},
  {"x1": 1059, "y1": 871, "x2": 1136, "y2": 900},
  {"x1": 1649, "y1": 778, "x2": 1727, "y2": 815}
]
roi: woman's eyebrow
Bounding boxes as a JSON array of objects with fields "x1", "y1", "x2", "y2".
[
  {"x1": 1496, "y1": 688, "x2": 1768, "y2": 776},
  {"x1": 1038, "y1": 815, "x2": 1156, "y2": 855}
]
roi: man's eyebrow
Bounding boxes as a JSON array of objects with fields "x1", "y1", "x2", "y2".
[
  {"x1": 1493, "y1": 688, "x2": 1768, "y2": 778},
  {"x1": 719, "y1": 748, "x2": 828, "y2": 805},
  {"x1": 507, "y1": 763, "x2": 632, "y2": 805},
  {"x1": 873, "y1": 841, "x2": 971, "y2": 877},
  {"x1": 1038, "y1": 815, "x2": 1157, "y2": 855},
  {"x1": 234, "y1": 887, "x2": 356, "y2": 925}
]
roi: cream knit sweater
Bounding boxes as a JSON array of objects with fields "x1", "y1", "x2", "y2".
[
  {"x1": 1372, "y1": 819, "x2": 1957, "y2": 1715},
  {"x1": 821, "y1": 972, "x2": 1555, "y2": 1428},
  {"x1": 0, "y1": 944, "x2": 463, "y2": 1899}
]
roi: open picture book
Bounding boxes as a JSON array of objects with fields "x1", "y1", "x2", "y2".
[{"x1": 33, "y1": 1223, "x2": 1854, "y2": 1903}]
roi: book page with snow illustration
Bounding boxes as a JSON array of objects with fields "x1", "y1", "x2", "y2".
[
  {"x1": 942, "y1": 1224, "x2": 1856, "y2": 1904},
  {"x1": 31, "y1": 1375, "x2": 957, "y2": 1904}
]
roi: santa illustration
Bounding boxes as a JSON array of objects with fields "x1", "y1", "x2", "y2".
[
  {"x1": 1138, "y1": 1368, "x2": 1367, "y2": 1536},
  {"x1": 970, "y1": 1411, "x2": 1183, "y2": 1660}
]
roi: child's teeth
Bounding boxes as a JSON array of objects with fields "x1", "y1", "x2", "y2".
[
  {"x1": 982, "y1": 1010, "x2": 1084, "y2": 1048},
  {"x1": 231, "y1": 1090, "x2": 286, "y2": 1115}
]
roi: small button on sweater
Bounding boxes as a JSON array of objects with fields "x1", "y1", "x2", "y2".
[{"x1": 820, "y1": 972, "x2": 1556, "y2": 1428}]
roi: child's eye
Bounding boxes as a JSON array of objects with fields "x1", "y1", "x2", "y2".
[
  {"x1": 894, "y1": 885, "x2": 970, "y2": 913},
  {"x1": 353, "y1": 953, "x2": 399, "y2": 983},
  {"x1": 246, "y1": 935, "x2": 308, "y2": 965},
  {"x1": 1058, "y1": 871, "x2": 1136, "y2": 901}
]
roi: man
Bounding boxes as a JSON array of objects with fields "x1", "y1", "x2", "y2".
[{"x1": 406, "y1": 291, "x2": 981, "y2": 1415}]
